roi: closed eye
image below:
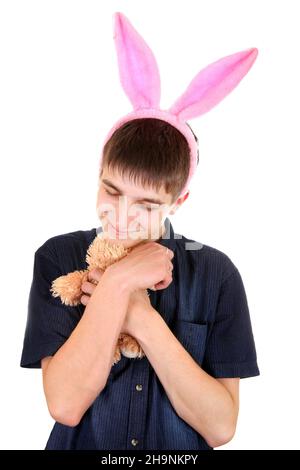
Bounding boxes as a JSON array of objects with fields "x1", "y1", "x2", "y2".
[
  {"x1": 136, "y1": 204, "x2": 157, "y2": 212},
  {"x1": 104, "y1": 188, "x2": 118, "y2": 197},
  {"x1": 104, "y1": 187, "x2": 159, "y2": 212}
]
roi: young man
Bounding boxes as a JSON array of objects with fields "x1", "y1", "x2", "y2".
[{"x1": 20, "y1": 118, "x2": 260, "y2": 450}]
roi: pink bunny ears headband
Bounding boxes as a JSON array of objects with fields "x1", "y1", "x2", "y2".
[{"x1": 100, "y1": 11, "x2": 258, "y2": 197}]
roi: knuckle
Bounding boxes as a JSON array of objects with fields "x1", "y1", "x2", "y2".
[
  {"x1": 150, "y1": 242, "x2": 160, "y2": 251},
  {"x1": 93, "y1": 268, "x2": 103, "y2": 280}
]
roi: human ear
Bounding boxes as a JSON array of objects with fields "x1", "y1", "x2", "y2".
[{"x1": 169, "y1": 190, "x2": 190, "y2": 214}]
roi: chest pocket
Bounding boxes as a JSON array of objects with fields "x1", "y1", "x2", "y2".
[{"x1": 171, "y1": 320, "x2": 208, "y2": 366}]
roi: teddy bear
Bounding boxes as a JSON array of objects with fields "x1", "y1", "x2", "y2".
[{"x1": 50, "y1": 232, "x2": 146, "y2": 366}]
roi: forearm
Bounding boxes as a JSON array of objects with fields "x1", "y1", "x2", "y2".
[
  {"x1": 135, "y1": 309, "x2": 237, "y2": 448},
  {"x1": 44, "y1": 270, "x2": 130, "y2": 426}
]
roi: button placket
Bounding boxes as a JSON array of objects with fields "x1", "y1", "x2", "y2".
[{"x1": 127, "y1": 359, "x2": 149, "y2": 449}]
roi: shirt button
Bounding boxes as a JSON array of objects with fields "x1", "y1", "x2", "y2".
[
  {"x1": 131, "y1": 438, "x2": 139, "y2": 447},
  {"x1": 135, "y1": 384, "x2": 143, "y2": 391}
]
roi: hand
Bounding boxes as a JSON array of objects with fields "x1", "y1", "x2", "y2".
[
  {"x1": 122, "y1": 288, "x2": 154, "y2": 336},
  {"x1": 80, "y1": 268, "x2": 104, "y2": 305},
  {"x1": 105, "y1": 242, "x2": 174, "y2": 293},
  {"x1": 81, "y1": 268, "x2": 155, "y2": 337}
]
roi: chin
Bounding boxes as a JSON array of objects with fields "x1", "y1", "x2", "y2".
[{"x1": 100, "y1": 226, "x2": 146, "y2": 248}]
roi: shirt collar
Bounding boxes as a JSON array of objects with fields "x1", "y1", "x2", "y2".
[{"x1": 156, "y1": 217, "x2": 176, "y2": 254}]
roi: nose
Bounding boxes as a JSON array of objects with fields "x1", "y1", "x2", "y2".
[{"x1": 112, "y1": 196, "x2": 130, "y2": 231}]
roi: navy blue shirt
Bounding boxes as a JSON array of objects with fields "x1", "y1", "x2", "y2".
[{"x1": 20, "y1": 217, "x2": 260, "y2": 450}]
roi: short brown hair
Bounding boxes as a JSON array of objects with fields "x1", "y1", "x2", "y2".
[{"x1": 99, "y1": 118, "x2": 198, "y2": 204}]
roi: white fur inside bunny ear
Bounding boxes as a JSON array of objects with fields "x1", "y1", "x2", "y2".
[
  {"x1": 168, "y1": 48, "x2": 258, "y2": 121},
  {"x1": 113, "y1": 11, "x2": 161, "y2": 110}
]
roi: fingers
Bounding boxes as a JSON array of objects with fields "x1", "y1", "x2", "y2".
[
  {"x1": 149, "y1": 255, "x2": 173, "y2": 291},
  {"x1": 81, "y1": 280, "x2": 96, "y2": 295},
  {"x1": 166, "y1": 247, "x2": 174, "y2": 260},
  {"x1": 81, "y1": 271, "x2": 102, "y2": 305},
  {"x1": 155, "y1": 259, "x2": 173, "y2": 290},
  {"x1": 88, "y1": 268, "x2": 104, "y2": 283},
  {"x1": 168, "y1": 260, "x2": 174, "y2": 271},
  {"x1": 149, "y1": 261, "x2": 173, "y2": 291},
  {"x1": 81, "y1": 279, "x2": 97, "y2": 305},
  {"x1": 80, "y1": 294, "x2": 90, "y2": 306},
  {"x1": 154, "y1": 273, "x2": 173, "y2": 290}
]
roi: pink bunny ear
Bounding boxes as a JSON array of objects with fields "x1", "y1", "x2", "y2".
[
  {"x1": 168, "y1": 48, "x2": 258, "y2": 120},
  {"x1": 113, "y1": 12, "x2": 161, "y2": 110}
]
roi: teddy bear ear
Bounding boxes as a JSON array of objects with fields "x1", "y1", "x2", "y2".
[
  {"x1": 168, "y1": 48, "x2": 258, "y2": 120},
  {"x1": 113, "y1": 11, "x2": 161, "y2": 110}
]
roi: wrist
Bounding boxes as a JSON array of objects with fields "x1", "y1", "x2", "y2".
[
  {"x1": 134, "y1": 307, "x2": 162, "y2": 344},
  {"x1": 103, "y1": 263, "x2": 133, "y2": 294}
]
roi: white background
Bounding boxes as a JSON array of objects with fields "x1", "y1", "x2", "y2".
[{"x1": 1, "y1": 0, "x2": 299, "y2": 450}]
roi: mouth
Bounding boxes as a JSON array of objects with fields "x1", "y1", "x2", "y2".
[{"x1": 108, "y1": 222, "x2": 137, "y2": 235}]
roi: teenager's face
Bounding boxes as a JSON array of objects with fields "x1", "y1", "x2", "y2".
[{"x1": 96, "y1": 165, "x2": 188, "y2": 249}]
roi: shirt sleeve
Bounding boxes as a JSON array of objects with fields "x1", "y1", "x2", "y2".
[
  {"x1": 202, "y1": 267, "x2": 260, "y2": 379},
  {"x1": 20, "y1": 243, "x2": 84, "y2": 368}
]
